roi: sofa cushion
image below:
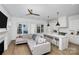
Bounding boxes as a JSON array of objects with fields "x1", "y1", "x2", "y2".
[
  {"x1": 36, "y1": 36, "x2": 46, "y2": 44},
  {"x1": 32, "y1": 34, "x2": 37, "y2": 40},
  {"x1": 27, "y1": 39, "x2": 36, "y2": 50},
  {"x1": 35, "y1": 35, "x2": 40, "y2": 42}
]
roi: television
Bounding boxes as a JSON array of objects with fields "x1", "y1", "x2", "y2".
[{"x1": 0, "y1": 11, "x2": 8, "y2": 28}]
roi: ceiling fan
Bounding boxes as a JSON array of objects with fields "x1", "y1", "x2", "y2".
[{"x1": 26, "y1": 9, "x2": 40, "y2": 16}]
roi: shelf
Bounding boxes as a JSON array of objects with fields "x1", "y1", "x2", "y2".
[{"x1": 0, "y1": 29, "x2": 7, "y2": 33}]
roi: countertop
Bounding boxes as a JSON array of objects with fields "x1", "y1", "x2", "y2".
[{"x1": 44, "y1": 33, "x2": 66, "y2": 38}]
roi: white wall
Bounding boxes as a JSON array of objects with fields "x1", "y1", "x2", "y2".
[
  {"x1": 0, "y1": 5, "x2": 12, "y2": 50},
  {"x1": 11, "y1": 17, "x2": 47, "y2": 40},
  {"x1": 68, "y1": 15, "x2": 79, "y2": 31}
]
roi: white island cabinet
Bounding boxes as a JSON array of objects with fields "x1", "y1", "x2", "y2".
[{"x1": 44, "y1": 34, "x2": 69, "y2": 50}]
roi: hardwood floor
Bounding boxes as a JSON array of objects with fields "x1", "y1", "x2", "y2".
[
  {"x1": 2, "y1": 41, "x2": 79, "y2": 55},
  {"x1": 3, "y1": 41, "x2": 31, "y2": 55}
]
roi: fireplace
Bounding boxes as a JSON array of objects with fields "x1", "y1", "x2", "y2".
[{"x1": 0, "y1": 40, "x2": 4, "y2": 55}]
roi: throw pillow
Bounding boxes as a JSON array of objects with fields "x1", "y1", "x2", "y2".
[
  {"x1": 35, "y1": 35, "x2": 40, "y2": 42},
  {"x1": 36, "y1": 37, "x2": 46, "y2": 44},
  {"x1": 32, "y1": 34, "x2": 37, "y2": 40}
]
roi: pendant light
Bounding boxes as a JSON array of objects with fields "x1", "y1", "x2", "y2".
[
  {"x1": 47, "y1": 23, "x2": 50, "y2": 26},
  {"x1": 47, "y1": 16, "x2": 50, "y2": 26},
  {"x1": 56, "y1": 11, "x2": 60, "y2": 26}
]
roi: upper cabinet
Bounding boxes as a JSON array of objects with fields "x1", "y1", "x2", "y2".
[{"x1": 58, "y1": 16, "x2": 68, "y2": 27}]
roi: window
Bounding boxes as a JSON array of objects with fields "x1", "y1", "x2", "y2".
[
  {"x1": 23, "y1": 24, "x2": 28, "y2": 34},
  {"x1": 17, "y1": 24, "x2": 28, "y2": 34},
  {"x1": 17, "y1": 24, "x2": 22, "y2": 34},
  {"x1": 41, "y1": 25, "x2": 44, "y2": 33},
  {"x1": 37, "y1": 24, "x2": 44, "y2": 33}
]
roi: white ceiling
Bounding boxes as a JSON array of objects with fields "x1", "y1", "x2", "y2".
[{"x1": 2, "y1": 4, "x2": 79, "y2": 20}]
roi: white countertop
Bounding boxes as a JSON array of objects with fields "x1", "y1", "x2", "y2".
[{"x1": 45, "y1": 33, "x2": 66, "y2": 38}]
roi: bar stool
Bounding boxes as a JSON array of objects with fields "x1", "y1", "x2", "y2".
[{"x1": 55, "y1": 37, "x2": 59, "y2": 47}]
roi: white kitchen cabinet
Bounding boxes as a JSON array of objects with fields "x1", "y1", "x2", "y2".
[{"x1": 58, "y1": 16, "x2": 68, "y2": 27}]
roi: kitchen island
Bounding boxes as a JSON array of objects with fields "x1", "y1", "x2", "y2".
[{"x1": 44, "y1": 33, "x2": 69, "y2": 50}]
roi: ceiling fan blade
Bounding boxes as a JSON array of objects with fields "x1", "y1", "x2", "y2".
[
  {"x1": 32, "y1": 13, "x2": 40, "y2": 16},
  {"x1": 27, "y1": 9, "x2": 40, "y2": 16},
  {"x1": 26, "y1": 13, "x2": 31, "y2": 16},
  {"x1": 28, "y1": 9, "x2": 32, "y2": 14},
  {"x1": 30, "y1": 9, "x2": 32, "y2": 12}
]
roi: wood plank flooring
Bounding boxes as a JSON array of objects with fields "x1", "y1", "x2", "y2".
[{"x1": 2, "y1": 41, "x2": 79, "y2": 55}]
